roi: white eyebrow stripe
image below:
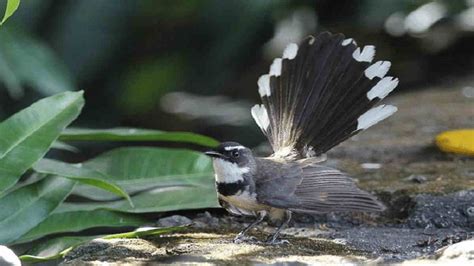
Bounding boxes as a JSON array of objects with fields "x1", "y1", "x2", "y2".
[{"x1": 224, "y1": 146, "x2": 246, "y2": 151}]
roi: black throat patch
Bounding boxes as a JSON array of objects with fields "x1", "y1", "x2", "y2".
[{"x1": 216, "y1": 180, "x2": 247, "y2": 196}]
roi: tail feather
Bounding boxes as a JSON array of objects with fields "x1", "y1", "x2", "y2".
[{"x1": 252, "y1": 32, "x2": 399, "y2": 158}]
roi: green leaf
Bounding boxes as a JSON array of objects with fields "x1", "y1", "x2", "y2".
[
  {"x1": 51, "y1": 140, "x2": 78, "y2": 153},
  {"x1": 60, "y1": 127, "x2": 219, "y2": 147},
  {"x1": 58, "y1": 147, "x2": 219, "y2": 212},
  {"x1": 0, "y1": 28, "x2": 76, "y2": 98},
  {"x1": 14, "y1": 209, "x2": 148, "y2": 244},
  {"x1": 33, "y1": 158, "x2": 133, "y2": 207},
  {"x1": 0, "y1": 0, "x2": 20, "y2": 25},
  {"x1": 19, "y1": 226, "x2": 186, "y2": 263},
  {"x1": 0, "y1": 176, "x2": 75, "y2": 244},
  {"x1": 0, "y1": 91, "x2": 84, "y2": 194}
]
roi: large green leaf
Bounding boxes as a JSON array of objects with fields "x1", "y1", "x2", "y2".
[
  {"x1": 0, "y1": 91, "x2": 84, "y2": 194},
  {"x1": 15, "y1": 209, "x2": 148, "y2": 244},
  {"x1": 33, "y1": 158, "x2": 133, "y2": 206},
  {"x1": 0, "y1": 176, "x2": 75, "y2": 244},
  {"x1": 60, "y1": 185, "x2": 219, "y2": 213},
  {"x1": 0, "y1": 0, "x2": 20, "y2": 25},
  {"x1": 19, "y1": 226, "x2": 187, "y2": 263},
  {"x1": 58, "y1": 147, "x2": 219, "y2": 212},
  {"x1": 60, "y1": 127, "x2": 219, "y2": 147}
]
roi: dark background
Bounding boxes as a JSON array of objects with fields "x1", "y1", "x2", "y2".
[{"x1": 1, "y1": 0, "x2": 473, "y2": 154}]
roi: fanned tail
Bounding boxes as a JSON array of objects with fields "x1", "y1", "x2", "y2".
[{"x1": 251, "y1": 32, "x2": 399, "y2": 158}]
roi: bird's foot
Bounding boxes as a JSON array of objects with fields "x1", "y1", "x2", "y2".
[
  {"x1": 233, "y1": 234, "x2": 258, "y2": 244},
  {"x1": 265, "y1": 236, "x2": 290, "y2": 245}
]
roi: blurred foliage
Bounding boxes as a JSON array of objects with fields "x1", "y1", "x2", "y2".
[
  {"x1": 1, "y1": 0, "x2": 472, "y2": 146},
  {"x1": 120, "y1": 55, "x2": 187, "y2": 115},
  {"x1": 0, "y1": 27, "x2": 75, "y2": 98}
]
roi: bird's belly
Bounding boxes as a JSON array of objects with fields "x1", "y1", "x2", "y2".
[{"x1": 219, "y1": 191, "x2": 267, "y2": 212}]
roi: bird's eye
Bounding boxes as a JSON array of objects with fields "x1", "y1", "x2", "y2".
[{"x1": 231, "y1": 150, "x2": 239, "y2": 158}]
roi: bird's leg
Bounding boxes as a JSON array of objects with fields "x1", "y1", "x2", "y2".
[
  {"x1": 266, "y1": 211, "x2": 292, "y2": 245},
  {"x1": 234, "y1": 211, "x2": 266, "y2": 243}
]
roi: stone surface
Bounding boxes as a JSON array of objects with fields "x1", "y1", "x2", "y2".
[
  {"x1": 0, "y1": 245, "x2": 21, "y2": 266},
  {"x1": 156, "y1": 215, "x2": 193, "y2": 227},
  {"x1": 63, "y1": 232, "x2": 370, "y2": 265},
  {"x1": 406, "y1": 191, "x2": 474, "y2": 229},
  {"x1": 399, "y1": 239, "x2": 474, "y2": 265},
  {"x1": 61, "y1": 80, "x2": 474, "y2": 264},
  {"x1": 436, "y1": 239, "x2": 474, "y2": 261}
]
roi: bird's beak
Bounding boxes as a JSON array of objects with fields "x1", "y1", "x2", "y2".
[{"x1": 205, "y1": 150, "x2": 226, "y2": 159}]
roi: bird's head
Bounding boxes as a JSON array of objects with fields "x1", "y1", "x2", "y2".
[{"x1": 205, "y1": 142, "x2": 254, "y2": 168}]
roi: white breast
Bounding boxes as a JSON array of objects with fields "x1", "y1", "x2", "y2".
[
  {"x1": 212, "y1": 158, "x2": 249, "y2": 183},
  {"x1": 212, "y1": 158, "x2": 267, "y2": 212}
]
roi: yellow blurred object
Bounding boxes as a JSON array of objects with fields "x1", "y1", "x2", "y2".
[{"x1": 435, "y1": 129, "x2": 474, "y2": 156}]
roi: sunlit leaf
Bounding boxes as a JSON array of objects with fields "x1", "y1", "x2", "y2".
[
  {"x1": 0, "y1": 0, "x2": 20, "y2": 25},
  {"x1": 0, "y1": 91, "x2": 84, "y2": 194},
  {"x1": 0, "y1": 177, "x2": 75, "y2": 244},
  {"x1": 33, "y1": 158, "x2": 133, "y2": 206},
  {"x1": 14, "y1": 209, "x2": 148, "y2": 244},
  {"x1": 60, "y1": 127, "x2": 219, "y2": 147}
]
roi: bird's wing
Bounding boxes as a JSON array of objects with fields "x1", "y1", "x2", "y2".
[
  {"x1": 251, "y1": 32, "x2": 398, "y2": 159},
  {"x1": 256, "y1": 161, "x2": 385, "y2": 213}
]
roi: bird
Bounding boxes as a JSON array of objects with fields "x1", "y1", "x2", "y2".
[{"x1": 205, "y1": 32, "x2": 398, "y2": 244}]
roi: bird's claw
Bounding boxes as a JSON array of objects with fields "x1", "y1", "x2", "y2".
[
  {"x1": 265, "y1": 237, "x2": 290, "y2": 245},
  {"x1": 233, "y1": 234, "x2": 258, "y2": 244}
]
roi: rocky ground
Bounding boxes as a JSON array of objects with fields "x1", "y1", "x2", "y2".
[{"x1": 62, "y1": 78, "x2": 473, "y2": 265}]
